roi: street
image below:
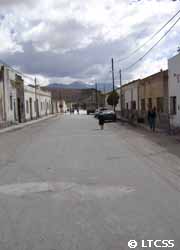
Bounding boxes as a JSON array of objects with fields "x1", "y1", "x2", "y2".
[{"x1": 0, "y1": 115, "x2": 180, "y2": 250}]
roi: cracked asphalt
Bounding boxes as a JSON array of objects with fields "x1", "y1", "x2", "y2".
[{"x1": 0, "y1": 115, "x2": 180, "y2": 250}]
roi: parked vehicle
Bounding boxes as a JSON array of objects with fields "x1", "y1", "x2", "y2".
[
  {"x1": 95, "y1": 109, "x2": 116, "y2": 122},
  {"x1": 94, "y1": 108, "x2": 108, "y2": 118},
  {"x1": 102, "y1": 110, "x2": 116, "y2": 122}
]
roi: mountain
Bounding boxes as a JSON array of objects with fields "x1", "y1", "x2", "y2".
[
  {"x1": 48, "y1": 81, "x2": 93, "y2": 89},
  {"x1": 47, "y1": 81, "x2": 117, "y2": 92}
]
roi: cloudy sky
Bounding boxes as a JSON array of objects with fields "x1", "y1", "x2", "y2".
[{"x1": 0, "y1": 0, "x2": 180, "y2": 86}]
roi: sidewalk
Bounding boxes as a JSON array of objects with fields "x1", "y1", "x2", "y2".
[
  {"x1": 117, "y1": 116, "x2": 167, "y2": 134},
  {"x1": 0, "y1": 114, "x2": 59, "y2": 135}
]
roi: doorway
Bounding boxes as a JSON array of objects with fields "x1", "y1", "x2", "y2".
[
  {"x1": 17, "y1": 98, "x2": 21, "y2": 123},
  {"x1": 29, "y1": 98, "x2": 33, "y2": 120}
]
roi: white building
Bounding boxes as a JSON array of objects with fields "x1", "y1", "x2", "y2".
[
  {"x1": 0, "y1": 65, "x2": 25, "y2": 126},
  {"x1": 168, "y1": 53, "x2": 180, "y2": 128},
  {"x1": 0, "y1": 67, "x2": 5, "y2": 124},
  {"x1": 123, "y1": 80, "x2": 139, "y2": 111},
  {"x1": 24, "y1": 85, "x2": 52, "y2": 121}
]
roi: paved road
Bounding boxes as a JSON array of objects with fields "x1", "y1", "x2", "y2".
[{"x1": 0, "y1": 115, "x2": 180, "y2": 250}]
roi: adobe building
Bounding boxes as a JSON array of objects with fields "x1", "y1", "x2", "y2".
[
  {"x1": 106, "y1": 70, "x2": 169, "y2": 128},
  {"x1": 138, "y1": 70, "x2": 169, "y2": 128}
]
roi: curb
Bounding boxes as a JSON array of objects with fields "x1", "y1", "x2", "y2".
[{"x1": 0, "y1": 114, "x2": 59, "y2": 135}]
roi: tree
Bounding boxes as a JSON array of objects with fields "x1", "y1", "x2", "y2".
[{"x1": 107, "y1": 91, "x2": 119, "y2": 107}]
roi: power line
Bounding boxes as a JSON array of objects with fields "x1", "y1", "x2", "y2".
[
  {"x1": 123, "y1": 15, "x2": 180, "y2": 71},
  {"x1": 117, "y1": 9, "x2": 180, "y2": 63}
]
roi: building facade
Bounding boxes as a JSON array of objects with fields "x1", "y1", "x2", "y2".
[
  {"x1": 168, "y1": 53, "x2": 180, "y2": 128},
  {"x1": 0, "y1": 65, "x2": 25, "y2": 127},
  {"x1": 24, "y1": 85, "x2": 52, "y2": 121},
  {"x1": 0, "y1": 67, "x2": 5, "y2": 124},
  {"x1": 120, "y1": 79, "x2": 140, "y2": 120},
  {"x1": 105, "y1": 70, "x2": 169, "y2": 128},
  {"x1": 138, "y1": 70, "x2": 169, "y2": 128}
]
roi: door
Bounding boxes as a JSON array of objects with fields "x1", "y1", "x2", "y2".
[
  {"x1": 29, "y1": 98, "x2": 33, "y2": 120},
  {"x1": 13, "y1": 101, "x2": 17, "y2": 121},
  {"x1": 17, "y1": 98, "x2": 22, "y2": 123},
  {"x1": 36, "y1": 99, "x2": 40, "y2": 118}
]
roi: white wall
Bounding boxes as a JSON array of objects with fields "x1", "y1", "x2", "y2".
[
  {"x1": 124, "y1": 82, "x2": 138, "y2": 110},
  {"x1": 168, "y1": 53, "x2": 180, "y2": 127},
  {"x1": 24, "y1": 86, "x2": 52, "y2": 120},
  {"x1": 24, "y1": 88, "x2": 36, "y2": 120},
  {"x1": 38, "y1": 91, "x2": 52, "y2": 117},
  {"x1": 0, "y1": 79, "x2": 5, "y2": 121},
  {"x1": 62, "y1": 100, "x2": 67, "y2": 112},
  {"x1": 116, "y1": 88, "x2": 121, "y2": 111},
  {"x1": 125, "y1": 88, "x2": 131, "y2": 109},
  {"x1": 4, "y1": 67, "x2": 18, "y2": 123},
  {"x1": 132, "y1": 84, "x2": 138, "y2": 108}
]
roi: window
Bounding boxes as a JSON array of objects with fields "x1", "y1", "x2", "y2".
[
  {"x1": 41, "y1": 102, "x2": 43, "y2": 110},
  {"x1": 141, "y1": 99, "x2": 145, "y2": 111},
  {"x1": 131, "y1": 101, "x2": 136, "y2": 110},
  {"x1": 170, "y1": 96, "x2": 177, "y2": 115},
  {"x1": 157, "y1": 97, "x2": 164, "y2": 113},
  {"x1": 126, "y1": 103, "x2": 129, "y2": 110},
  {"x1": 148, "y1": 98, "x2": 152, "y2": 109},
  {"x1": 10, "y1": 96, "x2": 13, "y2": 110},
  {"x1": 26, "y1": 100, "x2": 29, "y2": 114}
]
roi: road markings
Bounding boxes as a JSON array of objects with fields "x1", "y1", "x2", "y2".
[{"x1": 0, "y1": 182, "x2": 135, "y2": 199}]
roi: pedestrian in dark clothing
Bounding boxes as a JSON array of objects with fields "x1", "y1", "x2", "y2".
[
  {"x1": 148, "y1": 107, "x2": 157, "y2": 132},
  {"x1": 99, "y1": 114, "x2": 105, "y2": 130}
]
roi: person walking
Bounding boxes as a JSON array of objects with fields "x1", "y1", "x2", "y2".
[
  {"x1": 98, "y1": 113, "x2": 105, "y2": 130},
  {"x1": 148, "y1": 107, "x2": 157, "y2": 132}
]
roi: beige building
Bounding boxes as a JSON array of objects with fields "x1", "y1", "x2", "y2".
[
  {"x1": 105, "y1": 70, "x2": 169, "y2": 128},
  {"x1": 138, "y1": 70, "x2": 169, "y2": 128},
  {"x1": 138, "y1": 70, "x2": 168, "y2": 113}
]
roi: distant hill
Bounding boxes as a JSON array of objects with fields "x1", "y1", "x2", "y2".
[{"x1": 47, "y1": 81, "x2": 117, "y2": 92}]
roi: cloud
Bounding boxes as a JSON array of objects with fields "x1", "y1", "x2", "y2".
[
  {"x1": 0, "y1": 0, "x2": 37, "y2": 7},
  {"x1": 0, "y1": 0, "x2": 179, "y2": 85},
  {"x1": 22, "y1": 19, "x2": 98, "y2": 53}
]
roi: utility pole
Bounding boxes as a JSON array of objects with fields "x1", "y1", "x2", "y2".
[
  {"x1": 95, "y1": 82, "x2": 98, "y2": 109},
  {"x1": 34, "y1": 77, "x2": 38, "y2": 119},
  {"x1": 111, "y1": 58, "x2": 115, "y2": 112},
  {"x1": 119, "y1": 69, "x2": 122, "y2": 115},
  {"x1": 104, "y1": 84, "x2": 106, "y2": 107}
]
